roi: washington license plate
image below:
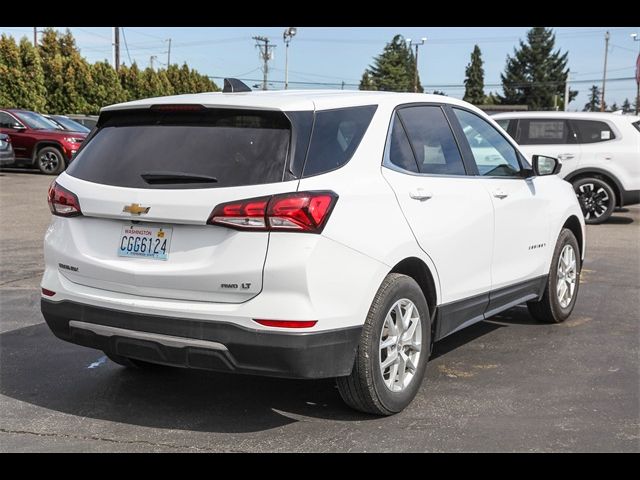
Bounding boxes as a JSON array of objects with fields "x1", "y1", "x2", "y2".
[{"x1": 118, "y1": 225, "x2": 172, "y2": 260}]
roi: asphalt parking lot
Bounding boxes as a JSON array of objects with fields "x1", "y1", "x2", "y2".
[{"x1": 0, "y1": 168, "x2": 638, "y2": 452}]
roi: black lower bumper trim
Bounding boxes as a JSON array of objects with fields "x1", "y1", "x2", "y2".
[
  {"x1": 41, "y1": 299, "x2": 362, "y2": 379},
  {"x1": 621, "y1": 189, "x2": 640, "y2": 207}
]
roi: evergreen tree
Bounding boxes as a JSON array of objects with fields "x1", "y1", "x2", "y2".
[
  {"x1": 583, "y1": 85, "x2": 602, "y2": 112},
  {"x1": 17, "y1": 38, "x2": 47, "y2": 111},
  {"x1": 140, "y1": 67, "x2": 165, "y2": 98},
  {"x1": 432, "y1": 90, "x2": 447, "y2": 95},
  {"x1": 359, "y1": 35, "x2": 422, "y2": 92},
  {"x1": 463, "y1": 45, "x2": 485, "y2": 104},
  {"x1": 0, "y1": 35, "x2": 24, "y2": 108},
  {"x1": 499, "y1": 27, "x2": 577, "y2": 110},
  {"x1": 609, "y1": 102, "x2": 619, "y2": 112},
  {"x1": 484, "y1": 91, "x2": 499, "y2": 105},
  {"x1": 119, "y1": 63, "x2": 145, "y2": 101},
  {"x1": 87, "y1": 61, "x2": 127, "y2": 113},
  {"x1": 621, "y1": 98, "x2": 632, "y2": 113}
]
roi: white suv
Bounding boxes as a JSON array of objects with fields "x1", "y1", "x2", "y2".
[
  {"x1": 41, "y1": 85, "x2": 585, "y2": 415},
  {"x1": 493, "y1": 111, "x2": 640, "y2": 224}
]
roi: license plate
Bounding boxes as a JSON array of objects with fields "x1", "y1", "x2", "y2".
[{"x1": 118, "y1": 225, "x2": 172, "y2": 260}]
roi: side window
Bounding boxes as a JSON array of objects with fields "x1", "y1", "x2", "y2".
[
  {"x1": 495, "y1": 119, "x2": 511, "y2": 131},
  {"x1": 571, "y1": 120, "x2": 616, "y2": 143},
  {"x1": 0, "y1": 112, "x2": 18, "y2": 128},
  {"x1": 453, "y1": 108, "x2": 521, "y2": 177},
  {"x1": 302, "y1": 105, "x2": 377, "y2": 177},
  {"x1": 387, "y1": 115, "x2": 419, "y2": 173},
  {"x1": 517, "y1": 119, "x2": 574, "y2": 145},
  {"x1": 397, "y1": 106, "x2": 466, "y2": 175}
]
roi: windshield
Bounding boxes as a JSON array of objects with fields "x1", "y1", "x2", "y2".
[
  {"x1": 52, "y1": 115, "x2": 90, "y2": 133},
  {"x1": 15, "y1": 111, "x2": 61, "y2": 130},
  {"x1": 66, "y1": 109, "x2": 292, "y2": 189}
]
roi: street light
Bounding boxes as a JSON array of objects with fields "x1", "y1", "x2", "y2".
[
  {"x1": 632, "y1": 33, "x2": 639, "y2": 115},
  {"x1": 283, "y1": 27, "x2": 297, "y2": 90},
  {"x1": 406, "y1": 37, "x2": 427, "y2": 93}
]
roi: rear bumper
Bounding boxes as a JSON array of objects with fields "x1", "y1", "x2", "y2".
[
  {"x1": 41, "y1": 299, "x2": 361, "y2": 379},
  {"x1": 621, "y1": 189, "x2": 640, "y2": 207}
]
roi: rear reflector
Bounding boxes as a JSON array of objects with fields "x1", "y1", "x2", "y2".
[
  {"x1": 208, "y1": 191, "x2": 337, "y2": 233},
  {"x1": 41, "y1": 288, "x2": 56, "y2": 297},
  {"x1": 48, "y1": 182, "x2": 82, "y2": 217},
  {"x1": 254, "y1": 319, "x2": 318, "y2": 328}
]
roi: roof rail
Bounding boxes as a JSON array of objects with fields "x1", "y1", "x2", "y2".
[{"x1": 223, "y1": 78, "x2": 252, "y2": 93}]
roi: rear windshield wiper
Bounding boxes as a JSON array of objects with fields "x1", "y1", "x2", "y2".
[{"x1": 140, "y1": 171, "x2": 218, "y2": 184}]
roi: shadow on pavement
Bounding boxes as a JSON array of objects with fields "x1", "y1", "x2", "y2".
[
  {"x1": 605, "y1": 215, "x2": 634, "y2": 225},
  {"x1": 0, "y1": 305, "x2": 530, "y2": 433}
]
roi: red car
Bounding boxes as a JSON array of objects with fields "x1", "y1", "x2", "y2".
[{"x1": 0, "y1": 109, "x2": 87, "y2": 174}]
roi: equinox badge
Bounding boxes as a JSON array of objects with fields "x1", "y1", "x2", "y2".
[{"x1": 123, "y1": 203, "x2": 150, "y2": 215}]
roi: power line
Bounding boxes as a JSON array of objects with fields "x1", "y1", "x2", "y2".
[{"x1": 121, "y1": 27, "x2": 133, "y2": 65}]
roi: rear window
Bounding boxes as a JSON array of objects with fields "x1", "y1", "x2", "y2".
[
  {"x1": 302, "y1": 105, "x2": 377, "y2": 177},
  {"x1": 517, "y1": 119, "x2": 574, "y2": 145},
  {"x1": 571, "y1": 119, "x2": 616, "y2": 143},
  {"x1": 67, "y1": 109, "x2": 292, "y2": 189},
  {"x1": 631, "y1": 120, "x2": 640, "y2": 133}
]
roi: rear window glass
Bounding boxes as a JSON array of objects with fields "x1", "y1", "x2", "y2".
[
  {"x1": 633, "y1": 120, "x2": 640, "y2": 133},
  {"x1": 517, "y1": 119, "x2": 573, "y2": 145},
  {"x1": 302, "y1": 105, "x2": 377, "y2": 177},
  {"x1": 572, "y1": 119, "x2": 615, "y2": 143},
  {"x1": 66, "y1": 109, "x2": 291, "y2": 189}
]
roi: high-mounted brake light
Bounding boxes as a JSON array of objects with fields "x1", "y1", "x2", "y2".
[
  {"x1": 48, "y1": 182, "x2": 82, "y2": 217},
  {"x1": 207, "y1": 191, "x2": 337, "y2": 233},
  {"x1": 150, "y1": 104, "x2": 205, "y2": 112},
  {"x1": 254, "y1": 319, "x2": 318, "y2": 329}
]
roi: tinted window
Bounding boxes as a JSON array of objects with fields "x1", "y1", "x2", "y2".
[
  {"x1": 633, "y1": 120, "x2": 640, "y2": 133},
  {"x1": 67, "y1": 109, "x2": 291, "y2": 189},
  {"x1": 0, "y1": 112, "x2": 19, "y2": 128},
  {"x1": 453, "y1": 108, "x2": 521, "y2": 177},
  {"x1": 397, "y1": 106, "x2": 465, "y2": 175},
  {"x1": 302, "y1": 105, "x2": 377, "y2": 177},
  {"x1": 495, "y1": 119, "x2": 511, "y2": 131},
  {"x1": 517, "y1": 119, "x2": 573, "y2": 145},
  {"x1": 52, "y1": 115, "x2": 90, "y2": 133},
  {"x1": 387, "y1": 115, "x2": 419, "y2": 173},
  {"x1": 14, "y1": 111, "x2": 60, "y2": 130},
  {"x1": 572, "y1": 119, "x2": 615, "y2": 143}
]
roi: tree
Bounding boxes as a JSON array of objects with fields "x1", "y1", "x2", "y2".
[
  {"x1": 463, "y1": 45, "x2": 485, "y2": 104},
  {"x1": 499, "y1": 27, "x2": 577, "y2": 110},
  {"x1": 583, "y1": 85, "x2": 602, "y2": 112},
  {"x1": 432, "y1": 90, "x2": 447, "y2": 95},
  {"x1": 140, "y1": 67, "x2": 165, "y2": 98},
  {"x1": 609, "y1": 102, "x2": 619, "y2": 112},
  {"x1": 621, "y1": 98, "x2": 632, "y2": 113},
  {"x1": 0, "y1": 34, "x2": 47, "y2": 111},
  {"x1": 87, "y1": 61, "x2": 127, "y2": 113},
  {"x1": 119, "y1": 63, "x2": 145, "y2": 101},
  {"x1": 359, "y1": 35, "x2": 422, "y2": 92}
]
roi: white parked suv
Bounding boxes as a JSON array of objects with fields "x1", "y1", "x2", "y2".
[
  {"x1": 493, "y1": 111, "x2": 640, "y2": 224},
  {"x1": 41, "y1": 84, "x2": 586, "y2": 415}
]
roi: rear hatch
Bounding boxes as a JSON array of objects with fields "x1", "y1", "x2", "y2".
[{"x1": 57, "y1": 106, "x2": 305, "y2": 303}]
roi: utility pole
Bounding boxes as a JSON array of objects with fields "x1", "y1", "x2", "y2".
[
  {"x1": 33, "y1": 27, "x2": 37, "y2": 47},
  {"x1": 113, "y1": 27, "x2": 120, "y2": 72},
  {"x1": 564, "y1": 70, "x2": 570, "y2": 111},
  {"x1": 253, "y1": 36, "x2": 275, "y2": 91},
  {"x1": 341, "y1": 81, "x2": 345, "y2": 90},
  {"x1": 407, "y1": 37, "x2": 426, "y2": 93},
  {"x1": 283, "y1": 27, "x2": 297, "y2": 90},
  {"x1": 632, "y1": 33, "x2": 639, "y2": 115},
  {"x1": 600, "y1": 31, "x2": 610, "y2": 112},
  {"x1": 150, "y1": 55, "x2": 157, "y2": 70},
  {"x1": 166, "y1": 38, "x2": 172, "y2": 66}
]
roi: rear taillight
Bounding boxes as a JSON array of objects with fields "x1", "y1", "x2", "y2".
[
  {"x1": 208, "y1": 191, "x2": 337, "y2": 233},
  {"x1": 48, "y1": 182, "x2": 82, "y2": 217}
]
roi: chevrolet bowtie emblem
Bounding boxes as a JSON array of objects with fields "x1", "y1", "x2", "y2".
[{"x1": 123, "y1": 203, "x2": 150, "y2": 215}]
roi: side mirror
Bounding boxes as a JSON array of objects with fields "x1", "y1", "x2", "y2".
[
  {"x1": 532, "y1": 155, "x2": 562, "y2": 176},
  {"x1": 12, "y1": 123, "x2": 26, "y2": 131}
]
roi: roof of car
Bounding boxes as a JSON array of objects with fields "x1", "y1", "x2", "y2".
[
  {"x1": 101, "y1": 89, "x2": 476, "y2": 113},
  {"x1": 493, "y1": 111, "x2": 640, "y2": 121}
]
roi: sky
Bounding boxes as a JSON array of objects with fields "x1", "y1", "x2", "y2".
[{"x1": 1, "y1": 26, "x2": 639, "y2": 110}]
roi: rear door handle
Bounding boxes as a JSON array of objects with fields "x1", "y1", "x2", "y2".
[
  {"x1": 409, "y1": 189, "x2": 433, "y2": 201},
  {"x1": 557, "y1": 153, "x2": 575, "y2": 160},
  {"x1": 492, "y1": 189, "x2": 508, "y2": 199}
]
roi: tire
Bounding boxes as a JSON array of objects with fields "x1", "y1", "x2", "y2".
[
  {"x1": 36, "y1": 146, "x2": 65, "y2": 175},
  {"x1": 336, "y1": 273, "x2": 431, "y2": 416},
  {"x1": 573, "y1": 176, "x2": 616, "y2": 224},
  {"x1": 104, "y1": 351, "x2": 163, "y2": 369},
  {"x1": 527, "y1": 228, "x2": 581, "y2": 324}
]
